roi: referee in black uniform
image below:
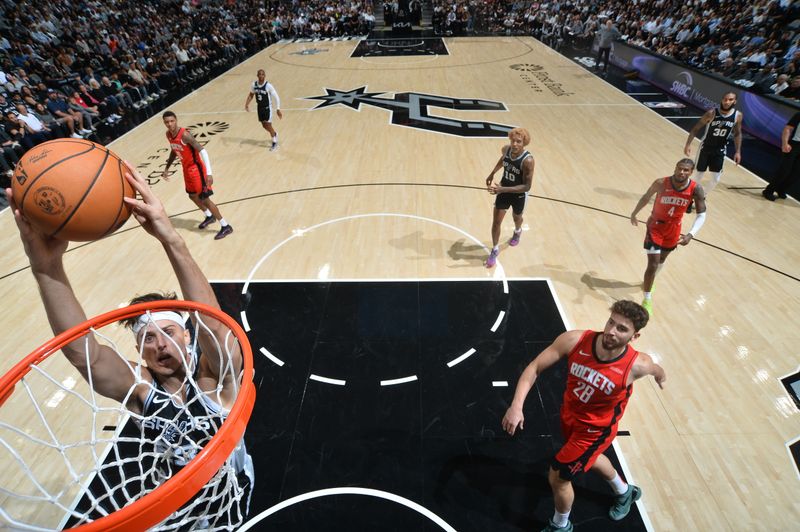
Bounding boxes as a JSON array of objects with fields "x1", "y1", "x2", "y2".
[{"x1": 763, "y1": 111, "x2": 800, "y2": 201}]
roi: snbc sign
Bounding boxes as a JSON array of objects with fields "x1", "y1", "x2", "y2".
[
  {"x1": 509, "y1": 64, "x2": 574, "y2": 97},
  {"x1": 672, "y1": 80, "x2": 691, "y2": 97},
  {"x1": 670, "y1": 72, "x2": 716, "y2": 109},
  {"x1": 671, "y1": 72, "x2": 693, "y2": 97}
]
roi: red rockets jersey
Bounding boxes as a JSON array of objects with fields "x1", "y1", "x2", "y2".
[
  {"x1": 562, "y1": 330, "x2": 639, "y2": 427},
  {"x1": 650, "y1": 176, "x2": 697, "y2": 224},
  {"x1": 167, "y1": 127, "x2": 199, "y2": 168}
]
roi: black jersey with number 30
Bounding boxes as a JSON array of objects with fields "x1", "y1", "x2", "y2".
[{"x1": 701, "y1": 108, "x2": 738, "y2": 152}]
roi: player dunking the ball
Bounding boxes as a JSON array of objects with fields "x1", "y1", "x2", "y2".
[
  {"x1": 244, "y1": 69, "x2": 282, "y2": 151},
  {"x1": 502, "y1": 300, "x2": 666, "y2": 532},
  {"x1": 161, "y1": 111, "x2": 233, "y2": 240},
  {"x1": 485, "y1": 127, "x2": 535, "y2": 268},
  {"x1": 630, "y1": 158, "x2": 707, "y2": 316},
  {"x1": 5, "y1": 167, "x2": 253, "y2": 527}
]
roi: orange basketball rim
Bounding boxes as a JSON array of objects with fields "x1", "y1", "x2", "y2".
[{"x1": 0, "y1": 300, "x2": 256, "y2": 531}]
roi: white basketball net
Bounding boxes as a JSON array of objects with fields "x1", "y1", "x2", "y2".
[{"x1": 0, "y1": 309, "x2": 252, "y2": 531}]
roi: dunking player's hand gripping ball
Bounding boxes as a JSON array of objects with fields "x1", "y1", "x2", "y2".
[{"x1": 11, "y1": 139, "x2": 135, "y2": 241}]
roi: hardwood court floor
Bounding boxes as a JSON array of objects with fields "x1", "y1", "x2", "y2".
[{"x1": 1, "y1": 37, "x2": 799, "y2": 530}]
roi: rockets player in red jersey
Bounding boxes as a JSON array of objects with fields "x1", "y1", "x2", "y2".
[
  {"x1": 161, "y1": 111, "x2": 233, "y2": 240},
  {"x1": 630, "y1": 158, "x2": 706, "y2": 316},
  {"x1": 502, "y1": 300, "x2": 666, "y2": 532}
]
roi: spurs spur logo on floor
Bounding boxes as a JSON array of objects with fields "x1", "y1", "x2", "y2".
[
  {"x1": 290, "y1": 48, "x2": 329, "y2": 55},
  {"x1": 510, "y1": 64, "x2": 544, "y2": 72},
  {"x1": 304, "y1": 87, "x2": 515, "y2": 137},
  {"x1": 185, "y1": 121, "x2": 230, "y2": 139},
  {"x1": 509, "y1": 64, "x2": 574, "y2": 96},
  {"x1": 136, "y1": 121, "x2": 230, "y2": 185}
]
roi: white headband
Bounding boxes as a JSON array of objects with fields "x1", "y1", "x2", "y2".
[{"x1": 132, "y1": 311, "x2": 185, "y2": 337}]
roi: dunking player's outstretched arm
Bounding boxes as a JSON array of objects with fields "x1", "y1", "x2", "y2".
[
  {"x1": 679, "y1": 183, "x2": 707, "y2": 246},
  {"x1": 182, "y1": 130, "x2": 214, "y2": 183},
  {"x1": 630, "y1": 178, "x2": 663, "y2": 226},
  {"x1": 485, "y1": 145, "x2": 507, "y2": 187},
  {"x1": 5, "y1": 188, "x2": 136, "y2": 404},
  {"x1": 123, "y1": 165, "x2": 242, "y2": 397},
  {"x1": 683, "y1": 108, "x2": 715, "y2": 156},
  {"x1": 501, "y1": 330, "x2": 584, "y2": 436},
  {"x1": 492, "y1": 154, "x2": 534, "y2": 195},
  {"x1": 629, "y1": 352, "x2": 666, "y2": 388}
]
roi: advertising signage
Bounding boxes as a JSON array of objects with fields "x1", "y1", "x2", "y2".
[{"x1": 610, "y1": 41, "x2": 799, "y2": 148}]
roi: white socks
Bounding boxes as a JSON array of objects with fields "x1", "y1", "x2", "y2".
[
  {"x1": 203, "y1": 209, "x2": 212, "y2": 217},
  {"x1": 220, "y1": 218, "x2": 229, "y2": 227},
  {"x1": 644, "y1": 292, "x2": 652, "y2": 300},
  {"x1": 696, "y1": 170, "x2": 722, "y2": 194},
  {"x1": 705, "y1": 171, "x2": 722, "y2": 194},
  {"x1": 695, "y1": 171, "x2": 705, "y2": 187},
  {"x1": 552, "y1": 510, "x2": 571, "y2": 527},
  {"x1": 607, "y1": 472, "x2": 628, "y2": 495}
]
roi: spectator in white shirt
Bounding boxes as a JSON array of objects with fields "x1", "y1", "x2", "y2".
[
  {"x1": 744, "y1": 49, "x2": 768, "y2": 67},
  {"x1": 14, "y1": 103, "x2": 56, "y2": 143},
  {"x1": 771, "y1": 74, "x2": 790, "y2": 95},
  {"x1": 717, "y1": 42, "x2": 732, "y2": 62},
  {"x1": 675, "y1": 25, "x2": 692, "y2": 44}
]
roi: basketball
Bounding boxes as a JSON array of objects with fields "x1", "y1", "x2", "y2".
[{"x1": 10, "y1": 139, "x2": 135, "y2": 242}]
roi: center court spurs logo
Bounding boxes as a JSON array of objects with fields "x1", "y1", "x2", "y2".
[{"x1": 305, "y1": 87, "x2": 515, "y2": 137}]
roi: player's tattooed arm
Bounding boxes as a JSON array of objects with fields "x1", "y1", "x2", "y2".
[
  {"x1": 684, "y1": 108, "x2": 714, "y2": 156},
  {"x1": 486, "y1": 145, "x2": 507, "y2": 188},
  {"x1": 733, "y1": 113, "x2": 743, "y2": 164},
  {"x1": 630, "y1": 352, "x2": 666, "y2": 389},
  {"x1": 162, "y1": 151, "x2": 177, "y2": 181}
]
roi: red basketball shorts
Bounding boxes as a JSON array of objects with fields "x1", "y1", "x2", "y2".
[
  {"x1": 183, "y1": 161, "x2": 212, "y2": 198},
  {"x1": 551, "y1": 414, "x2": 618, "y2": 480},
  {"x1": 644, "y1": 220, "x2": 681, "y2": 252}
]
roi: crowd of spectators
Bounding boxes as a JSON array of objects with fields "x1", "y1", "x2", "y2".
[
  {"x1": 0, "y1": 0, "x2": 275, "y2": 193},
  {"x1": 2, "y1": 0, "x2": 798, "y2": 191},
  {"x1": 432, "y1": 0, "x2": 800, "y2": 101},
  {"x1": 261, "y1": 1, "x2": 376, "y2": 41},
  {"x1": 382, "y1": 1, "x2": 422, "y2": 27},
  {"x1": 0, "y1": 0, "x2": 379, "y2": 191}
]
